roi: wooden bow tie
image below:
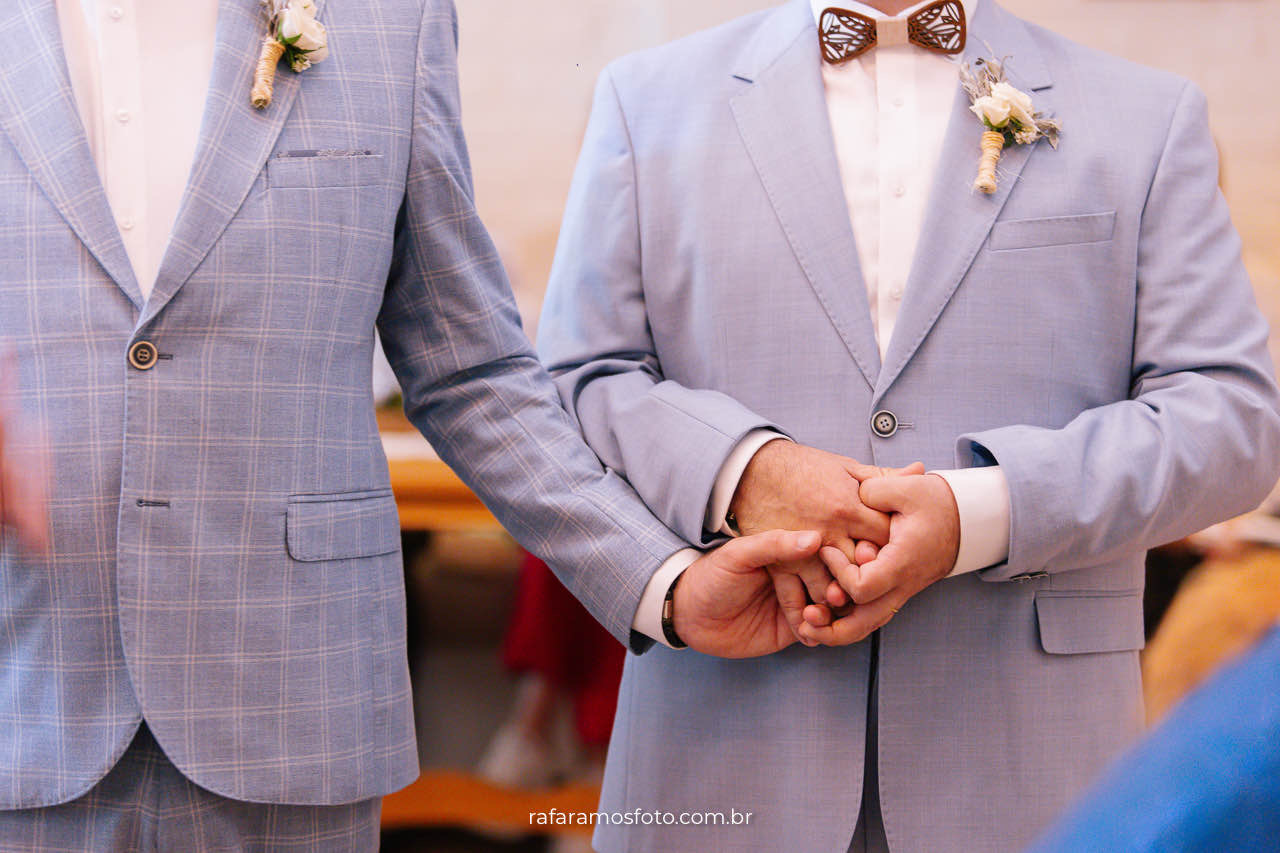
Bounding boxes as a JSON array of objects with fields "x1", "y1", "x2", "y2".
[{"x1": 819, "y1": 1, "x2": 966, "y2": 64}]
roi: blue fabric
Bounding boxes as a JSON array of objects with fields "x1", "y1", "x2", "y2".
[
  {"x1": 0, "y1": 0, "x2": 685, "y2": 809},
  {"x1": 536, "y1": 0, "x2": 1280, "y2": 849},
  {"x1": 0, "y1": 726, "x2": 381, "y2": 851},
  {"x1": 1029, "y1": 626, "x2": 1280, "y2": 853}
]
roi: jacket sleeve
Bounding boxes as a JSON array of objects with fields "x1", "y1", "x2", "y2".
[
  {"x1": 537, "y1": 67, "x2": 785, "y2": 549},
  {"x1": 961, "y1": 81, "x2": 1280, "y2": 581},
  {"x1": 376, "y1": 0, "x2": 688, "y2": 646}
]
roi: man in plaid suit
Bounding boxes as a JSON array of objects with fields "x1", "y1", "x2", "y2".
[{"x1": 0, "y1": 0, "x2": 841, "y2": 847}]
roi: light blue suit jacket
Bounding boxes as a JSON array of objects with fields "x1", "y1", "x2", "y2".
[
  {"x1": 538, "y1": 1, "x2": 1280, "y2": 850},
  {"x1": 0, "y1": 0, "x2": 685, "y2": 808}
]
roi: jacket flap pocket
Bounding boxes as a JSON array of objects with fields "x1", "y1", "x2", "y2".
[
  {"x1": 286, "y1": 489, "x2": 400, "y2": 562},
  {"x1": 989, "y1": 211, "x2": 1116, "y2": 251},
  {"x1": 1035, "y1": 589, "x2": 1145, "y2": 655},
  {"x1": 267, "y1": 151, "x2": 384, "y2": 189}
]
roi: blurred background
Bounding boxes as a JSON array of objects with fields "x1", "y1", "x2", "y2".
[
  {"x1": 378, "y1": 2, "x2": 1280, "y2": 850},
  {"x1": 457, "y1": 0, "x2": 1280, "y2": 349}
]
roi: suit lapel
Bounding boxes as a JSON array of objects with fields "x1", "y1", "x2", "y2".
[
  {"x1": 0, "y1": 0, "x2": 143, "y2": 308},
  {"x1": 875, "y1": 1, "x2": 1055, "y2": 399},
  {"x1": 140, "y1": 0, "x2": 302, "y2": 327},
  {"x1": 730, "y1": 0, "x2": 881, "y2": 389}
]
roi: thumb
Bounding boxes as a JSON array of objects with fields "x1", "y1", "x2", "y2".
[
  {"x1": 859, "y1": 476, "x2": 910, "y2": 513},
  {"x1": 715, "y1": 530, "x2": 821, "y2": 574}
]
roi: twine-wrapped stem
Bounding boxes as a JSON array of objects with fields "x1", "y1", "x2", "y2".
[
  {"x1": 973, "y1": 130, "x2": 1005, "y2": 194},
  {"x1": 250, "y1": 38, "x2": 287, "y2": 109}
]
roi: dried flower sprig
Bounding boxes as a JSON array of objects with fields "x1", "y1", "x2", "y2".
[
  {"x1": 250, "y1": 0, "x2": 330, "y2": 110},
  {"x1": 960, "y1": 57, "x2": 1061, "y2": 193}
]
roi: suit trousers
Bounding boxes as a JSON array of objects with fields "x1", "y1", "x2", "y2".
[
  {"x1": 0, "y1": 725, "x2": 380, "y2": 852},
  {"x1": 850, "y1": 632, "x2": 889, "y2": 853}
]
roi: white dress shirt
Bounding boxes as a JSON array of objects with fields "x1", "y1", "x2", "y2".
[
  {"x1": 55, "y1": 0, "x2": 220, "y2": 297},
  {"x1": 637, "y1": 0, "x2": 1014, "y2": 647}
]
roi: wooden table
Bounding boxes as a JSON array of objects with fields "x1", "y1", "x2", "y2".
[
  {"x1": 381, "y1": 770, "x2": 597, "y2": 840},
  {"x1": 378, "y1": 409, "x2": 501, "y2": 533}
]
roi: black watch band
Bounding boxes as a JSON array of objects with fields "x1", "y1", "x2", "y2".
[{"x1": 661, "y1": 571, "x2": 688, "y2": 649}]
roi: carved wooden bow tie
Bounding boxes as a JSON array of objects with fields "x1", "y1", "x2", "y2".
[{"x1": 819, "y1": 1, "x2": 966, "y2": 64}]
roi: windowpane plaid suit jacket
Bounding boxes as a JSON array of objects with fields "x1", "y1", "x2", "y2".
[{"x1": 0, "y1": 0, "x2": 685, "y2": 808}]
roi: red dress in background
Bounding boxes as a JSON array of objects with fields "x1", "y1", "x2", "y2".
[{"x1": 501, "y1": 553, "x2": 625, "y2": 747}]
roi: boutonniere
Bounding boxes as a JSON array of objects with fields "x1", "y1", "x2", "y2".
[
  {"x1": 960, "y1": 57, "x2": 1061, "y2": 194},
  {"x1": 250, "y1": 0, "x2": 330, "y2": 110}
]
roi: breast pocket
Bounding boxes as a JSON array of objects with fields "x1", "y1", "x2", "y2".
[
  {"x1": 988, "y1": 211, "x2": 1116, "y2": 251},
  {"x1": 255, "y1": 149, "x2": 390, "y2": 297},
  {"x1": 267, "y1": 150, "x2": 385, "y2": 189}
]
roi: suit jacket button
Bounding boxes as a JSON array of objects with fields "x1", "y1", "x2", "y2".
[
  {"x1": 871, "y1": 410, "x2": 898, "y2": 438},
  {"x1": 128, "y1": 341, "x2": 158, "y2": 370}
]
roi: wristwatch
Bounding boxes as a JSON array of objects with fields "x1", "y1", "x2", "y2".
[{"x1": 661, "y1": 571, "x2": 688, "y2": 649}]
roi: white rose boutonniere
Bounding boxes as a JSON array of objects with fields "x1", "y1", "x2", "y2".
[
  {"x1": 250, "y1": 0, "x2": 331, "y2": 110},
  {"x1": 960, "y1": 58, "x2": 1061, "y2": 193}
]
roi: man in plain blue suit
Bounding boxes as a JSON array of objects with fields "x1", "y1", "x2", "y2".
[
  {"x1": 538, "y1": 0, "x2": 1280, "y2": 850},
  {"x1": 0, "y1": 0, "x2": 854, "y2": 848}
]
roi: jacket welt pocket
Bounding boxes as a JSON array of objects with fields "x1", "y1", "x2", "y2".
[
  {"x1": 1035, "y1": 589, "x2": 1145, "y2": 655},
  {"x1": 988, "y1": 211, "x2": 1116, "y2": 251},
  {"x1": 286, "y1": 488, "x2": 400, "y2": 562},
  {"x1": 267, "y1": 151, "x2": 384, "y2": 189}
]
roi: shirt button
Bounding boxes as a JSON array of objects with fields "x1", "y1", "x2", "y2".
[
  {"x1": 128, "y1": 341, "x2": 158, "y2": 371},
  {"x1": 120, "y1": 218, "x2": 135, "y2": 231},
  {"x1": 893, "y1": 185, "x2": 906, "y2": 198},
  {"x1": 109, "y1": 6, "x2": 124, "y2": 20},
  {"x1": 116, "y1": 109, "x2": 131, "y2": 124},
  {"x1": 893, "y1": 96, "x2": 905, "y2": 108},
  {"x1": 890, "y1": 285, "x2": 903, "y2": 301}
]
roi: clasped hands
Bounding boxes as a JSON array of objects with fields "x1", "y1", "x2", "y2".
[{"x1": 673, "y1": 440, "x2": 960, "y2": 659}]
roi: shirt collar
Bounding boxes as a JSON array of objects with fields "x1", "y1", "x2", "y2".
[{"x1": 810, "y1": 0, "x2": 977, "y2": 26}]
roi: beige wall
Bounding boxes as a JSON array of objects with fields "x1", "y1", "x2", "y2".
[
  {"x1": 455, "y1": 0, "x2": 1280, "y2": 351},
  {"x1": 453, "y1": 0, "x2": 776, "y2": 331}
]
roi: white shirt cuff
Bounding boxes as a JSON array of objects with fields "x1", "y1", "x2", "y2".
[
  {"x1": 632, "y1": 548, "x2": 701, "y2": 648},
  {"x1": 933, "y1": 467, "x2": 1011, "y2": 576},
  {"x1": 705, "y1": 430, "x2": 791, "y2": 535}
]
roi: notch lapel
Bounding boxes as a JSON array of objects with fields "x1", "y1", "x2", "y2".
[
  {"x1": 139, "y1": 0, "x2": 302, "y2": 327},
  {"x1": 730, "y1": 0, "x2": 881, "y2": 389},
  {"x1": 875, "y1": 1, "x2": 1055, "y2": 400},
  {"x1": 0, "y1": 0, "x2": 143, "y2": 307}
]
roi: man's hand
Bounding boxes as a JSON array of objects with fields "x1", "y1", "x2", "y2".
[
  {"x1": 0, "y1": 349, "x2": 49, "y2": 554},
  {"x1": 799, "y1": 473, "x2": 959, "y2": 646},
  {"x1": 673, "y1": 530, "x2": 823, "y2": 658},
  {"x1": 730, "y1": 442, "x2": 912, "y2": 609}
]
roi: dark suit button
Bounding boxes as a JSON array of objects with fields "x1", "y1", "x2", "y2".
[
  {"x1": 871, "y1": 410, "x2": 898, "y2": 438},
  {"x1": 128, "y1": 341, "x2": 158, "y2": 371}
]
